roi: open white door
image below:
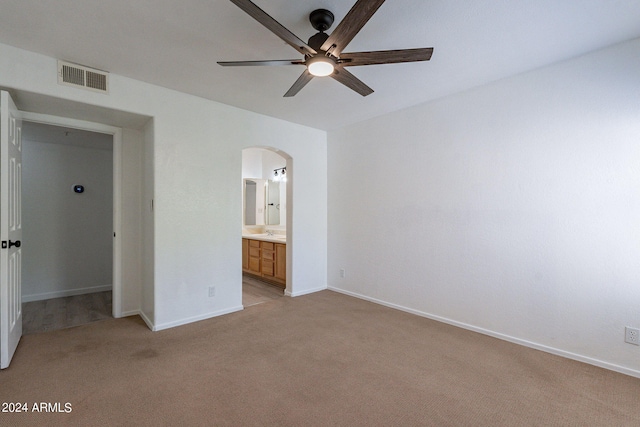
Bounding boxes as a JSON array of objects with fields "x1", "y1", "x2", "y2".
[{"x1": 1, "y1": 91, "x2": 23, "y2": 369}]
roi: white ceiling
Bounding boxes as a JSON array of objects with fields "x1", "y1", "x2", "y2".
[{"x1": 0, "y1": 0, "x2": 639, "y2": 131}]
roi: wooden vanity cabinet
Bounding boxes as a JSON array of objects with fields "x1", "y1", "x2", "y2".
[
  {"x1": 261, "y1": 242, "x2": 275, "y2": 278},
  {"x1": 242, "y1": 238, "x2": 285, "y2": 288},
  {"x1": 249, "y1": 241, "x2": 261, "y2": 275},
  {"x1": 242, "y1": 239, "x2": 249, "y2": 270},
  {"x1": 275, "y1": 244, "x2": 286, "y2": 282}
]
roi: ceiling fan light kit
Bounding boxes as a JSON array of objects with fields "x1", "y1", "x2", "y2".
[
  {"x1": 219, "y1": 0, "x2": 433, "y2": 97},
  {"x1": 306, "y1": 56, "x2": 335, "y2": 77}
]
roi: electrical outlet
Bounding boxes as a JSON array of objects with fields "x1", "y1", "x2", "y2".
[
  {"x1": 208, "y1": 286, "x2": 215, "y2": 298},
  {"x1": 625, "y1": 327, "x2": 639, "y2": 345},
  {"x1": 340, "y1": 269, "x2": 346, "y2": 278}
]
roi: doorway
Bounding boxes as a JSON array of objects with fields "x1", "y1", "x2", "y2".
[
  {"x1": 21, "y1": 121, "x2": 114, "y2": 333},
  {"x1": 1, "y1": 90, "x2": 149, "y2": 368},
  {"x1": 241, "y1": 147, "x2": 291, "y2": 304}
]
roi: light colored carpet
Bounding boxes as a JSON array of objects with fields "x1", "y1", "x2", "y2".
[{"x1": 2, "y1": 290, "x2": 639, "y2": 426}]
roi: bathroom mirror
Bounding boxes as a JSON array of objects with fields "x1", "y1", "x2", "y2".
[
  {"x1": 243, "y1": 178, "x2": 265, "y2": 226},
  {"x1": 266, "y1": 180, "x2": 280, "y2": 225}
]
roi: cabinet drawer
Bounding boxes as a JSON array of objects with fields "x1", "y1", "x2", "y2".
[
  {"x1": 249, "y1": 247, "x2": 260, "y2": 258},
  {"x1": 261, "y1": 242, "x2": 274, "y2": 251},
  {"x1": 249, "y1": 240, "x2": 261, "y2": 248},
  {"x1": 262, "y1": 249, "x2": 275, "y2": 261}
]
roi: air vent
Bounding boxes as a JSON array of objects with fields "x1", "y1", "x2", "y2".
[{"x1": 57, "y1": 60, "x2": 109, "y2": 94}]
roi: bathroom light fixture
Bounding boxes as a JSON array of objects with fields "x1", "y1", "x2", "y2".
[
  {"x1": 273, "y1": 167, "x2": 287, "y2": 182},
  {"x1": 306, "y1": 56, "x2": 335, "y2": 77}
]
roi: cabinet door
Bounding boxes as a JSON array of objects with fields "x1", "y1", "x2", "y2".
[
  {"x1": 249, "y1": 256, "x2": 261, "y2": 274},
  {"x1": 262, "y1": 260, "x2": 275, "y2": 277},
  {"x1": 242, "y1": 239, "x2": 249, "y2": 270},
  {"x1": 275, "y1": 244, "x2": 286, "y2": 281}
]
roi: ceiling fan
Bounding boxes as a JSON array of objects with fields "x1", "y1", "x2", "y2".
[{"x1": 218, "y1": 0, "x2": 433, "y2": 97}]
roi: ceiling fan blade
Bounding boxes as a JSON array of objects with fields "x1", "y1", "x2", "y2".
[
  {"x1": 229, "y1": 0, "x2": 317, "y2": 56},
  {"x1": 284, "y1": 70, "x2": 314, "y2": 97},
  {"x1": 340, "y1": 48, "x2": 433, "y2": 66},
  {"x1": 331, "y1": 67, "x2": 374, "y2": 96},
  {"x1": 320, "y1": 0, "x2": 386, "y2": 57},
  {"x1": 218, "y1": 59, "x2": 303, "y2": 67}
]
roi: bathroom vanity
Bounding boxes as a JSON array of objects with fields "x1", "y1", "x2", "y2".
[
  {"x1": 242, "y1": 173, "x2": 286, "y2": 288},
  {"x1": 242, "y1": 235, "x2": 286, "y2": 288}
]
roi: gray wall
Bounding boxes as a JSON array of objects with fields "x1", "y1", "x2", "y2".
[{"x1": 22, "y1": 125, "x2": 113, "y2": 301}]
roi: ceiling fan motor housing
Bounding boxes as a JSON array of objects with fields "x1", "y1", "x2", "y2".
[
  {"x1": 308, "y1": 32, "x2": 330, "y2": 52},
  {"x1": 309, "y1": 9, "x2": 334, "y2": 32}
]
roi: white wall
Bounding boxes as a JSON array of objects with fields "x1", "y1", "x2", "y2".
[
  {"x1": 22, "y1": 135, "x2": 113, "y2": 301},
  {"x1": 0, "y1": 42, "x2": 327, "y2": 330},
  {"x1": 242, "y1": 148, "x2": 263, "y2": 178},
  {"x1": 328, "y1": 38, "x2": 640, "y2": 377}
]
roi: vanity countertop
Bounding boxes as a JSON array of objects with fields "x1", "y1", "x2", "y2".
[{"x1": 242, "y1": 233, "x2": 287, "y2": 244}]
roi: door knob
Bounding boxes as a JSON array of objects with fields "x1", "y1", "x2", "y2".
[{"x1": 1, "y1": 240, "x2": 21, "y2": 249}]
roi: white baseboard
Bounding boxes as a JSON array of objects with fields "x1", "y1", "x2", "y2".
[
  {"x1": 137, "y1": 310, "x2": 154, "y2": 331},
  {"x1": 328, "y1": 286, "x2": 640, "y2": 379},
  {"x1": 152, "y1": 305, "x2": 244, "y2": 332},
  {"x1": 22, "y1": 284, "x2": 113, "y2": 303},
  {"x1": 118, "y1": 309, "x2": 154, "y2": 332},
  {"x1": 120, "y1": 309, "x2": 140, "y2": 318},
  {"x1": 287, "y1": 285, "x2": 327, "y2": 297}
]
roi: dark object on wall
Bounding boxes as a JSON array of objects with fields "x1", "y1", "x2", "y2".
[
  {"x1": 2, "y1": 240, "x2": 21, "y2": 249},
  {"x1": 73, "y1": 185, "x2": 85, "y2": 194}
]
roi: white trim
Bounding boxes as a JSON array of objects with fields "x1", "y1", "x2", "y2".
[
  {"x1": 287, "y1": 285, "x2": 326, "y2": 297},
  {"x1": 121, "y1": 309, "x2": 140, "y2": 317},
  {"x1": 21, "y1": 112, "x2": 120, "y2": 136},
  {"x1": 328, "y1": 286, "x2": 640, "y2": 379},
  {"x1": 22, "y1": 284, "x2": 112, "y2": 303},
  {"x1": 113, "y1": 311, "x2": 154, "y2": 332},
  {"x1": 20, "y1": 111, "x2": 124, "y2": 319},
  {"x1": 137, "y1": 310, "x2": 154, "y2": 330},
  {"x1": 152, "y1": 306, "x2": 244, "y2": 332},
  {"x1": 112, "y1": 128, "x2": 122, "y2": 318}
]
